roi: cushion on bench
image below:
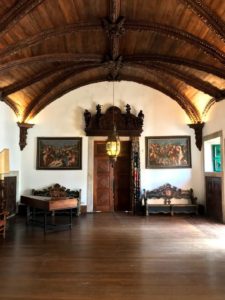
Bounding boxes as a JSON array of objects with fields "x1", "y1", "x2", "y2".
[{"x1": 170, "y1": 198, "x2": 190, "y2": 205}]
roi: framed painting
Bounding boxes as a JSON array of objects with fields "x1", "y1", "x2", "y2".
[
  {"x1": 145, "y1": 136, "x2": 191, "y2": 169},
  {"x1": 36, "y1": 137, "x2": 82, "y2": 170}
]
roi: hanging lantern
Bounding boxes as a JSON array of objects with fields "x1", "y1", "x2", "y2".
[
  {"x1": 106, "y1": 82, "x2": 120, "y2": 164},
  {"x1": 106, "y1": 125, "x2": 120, "y2": 163}
]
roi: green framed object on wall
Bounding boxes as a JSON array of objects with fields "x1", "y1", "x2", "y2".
[{"x1": 212, "y1": 144, "x2": 221, "y2": 172}]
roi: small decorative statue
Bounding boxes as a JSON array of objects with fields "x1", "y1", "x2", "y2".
[{"x1": 84, "y1": 109, "x2": 91, "y2": 128}]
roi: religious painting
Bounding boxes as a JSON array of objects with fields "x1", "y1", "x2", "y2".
[
  {"x1": 145, "y1": 136, "x2": 191, "y2": 169},
  {"x1": 36, "y1": 137, "x2": 82, "y2": 170}
]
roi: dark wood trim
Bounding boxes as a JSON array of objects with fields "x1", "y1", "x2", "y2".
[
  {"x1": 125, "y1": 22, "x2": 225, "y2": 64},
  {"x1": 23, "y1": 65, "x2": 102, "y2": 121},
  {"x1": 125, "y1": 54, "x2": 225, "y2": 80},
  {"x1": 0, "y1": 0, "x2": 44, "y2": 38},
  {"x1": 180, "y1": 0, "x2": 225, "y2": 42},
  {"x1": 0, "y1": 54, "x2": 103, "y2": 75},
  {"x1": 2, "y1": 62, "x2": 101, "y2": 96},
  {"x1": 202, "y1": 98, "x2": 216, "y2": 118},
  {"x1": 131, "y1": 62, "x2": 225, "y2": 99}
]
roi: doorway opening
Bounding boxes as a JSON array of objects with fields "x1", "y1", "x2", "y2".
[
  {"x1": 203, "y1": 131, "x2": 224, "y2": 222},
  {"x1": 93, "y1": 141, "x2": 131, "y2": 212}
]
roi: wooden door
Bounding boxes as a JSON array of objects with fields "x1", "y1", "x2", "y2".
[
  {"x1": 114, "y1": 141, "x2": 131, "y2": 211},
  {"x1": 94, "y1": 141, "x2": 131, "y2": 212},
  {"x1": 94, "y1": 142, "x2": 114, "y2": 212},
  {"x1": 4, "y1": 176, "x2": 17, "y2": 217},
  {"x1": 205, "y1": 176, "x2": 223, "y2": 222}
]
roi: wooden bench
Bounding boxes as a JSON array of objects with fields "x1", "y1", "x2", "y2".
[
  {"x1": 32, "y1": 183, "x2": 81, "y2": 216},
  {"x1": 143, "y1": 183, "x2": 198, "y2": 216}
]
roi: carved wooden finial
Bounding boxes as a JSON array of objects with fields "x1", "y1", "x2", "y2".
[
  {"x1": 84, "y1": 104, "x2": 144, "y2": 136},
  {"x1": 17, "y1": 122, "x2": 34, "y2": 151},
  {"x1": 188, "y1": 122, "x2": 205, "y2": 151}
]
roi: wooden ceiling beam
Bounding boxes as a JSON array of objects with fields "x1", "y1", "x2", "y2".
[
  {"x1": 26, "y1": 68, "x2": 201, "y2": 123},
  {"x1": 0, "y1": 0, "x2": 44, "y2": 38},
  {"x1": 125, "y1": 54, "x2": 225, "y2": 80},
  {"x1": 28, "y1": 78, "x2": 107, "y2": 121},
  {"x1": 202, "y1": 98, "x2": 216, "y2": 119},
  {"x1": 1, "y1": 62, "x2": 101, "y2": 96},
  {"x1": 180, "y1": 0, "x2": 225, "y2": 42},
  {"x1": 0, "y1": 22, "x2": 102, "y2": 61},
  {"x1": 121, "y1": 74, "x2": 201, "y2": 123},
  {"x1": 1, "y1": 20, "x2": 224, "y2": 64},
  {"x1": 28, "y1": 73, "x2": 199, "y2": 124},
  {"x1": 132, "y1": 62, "x2": 225, "y2": 99},
  {"x1": 23, "y1": 65, "x2": 103, "y2": 121},
  {"x1": 0, "y1": 54, "x2": 103, "y2": 74},
  {"x1": 102, "y1": 0, "x2": 123, "y2": 61},
  {"x1": 0, "y1": 95, "x2": 19, "y2": 115},
  {"x1": 125, "y1": 22, "x2": 225, "y2": 64},
  {"x1": 109, "y1": 0, "x2": 121, "y2": 22}
]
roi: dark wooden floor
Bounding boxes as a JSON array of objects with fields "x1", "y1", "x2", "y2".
[{"x1": 1, "y1": 213, "x2": 225, "y2": 300}]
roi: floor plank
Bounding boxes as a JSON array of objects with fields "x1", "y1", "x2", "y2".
[{"x1": 1, "y1": 213, "x2": 225, "y2": 300}]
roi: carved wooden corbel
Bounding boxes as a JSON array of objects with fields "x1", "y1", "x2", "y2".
[
  {"x1": 17, "y1": 122, "x2": 34, "y2": 151},
  {"x1": 102, "y1": 16, "x2": 125, "y2": 38},
  {"x1": 104, "y1": 55, "x2": 123, "y2": 80},
  {"x1": 188, "y1": 122, "x2": 205, "y2": 151}
]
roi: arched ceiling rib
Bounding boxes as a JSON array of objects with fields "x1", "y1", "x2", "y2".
[{"x1": 0, "y1": 0, "x2": 225, "y2": 123}]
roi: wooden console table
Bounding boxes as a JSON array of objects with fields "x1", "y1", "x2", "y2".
[{"x1": 20, "y1": 195, "x2": 79, "y2": 234}]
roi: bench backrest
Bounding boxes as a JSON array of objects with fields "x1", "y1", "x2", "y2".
[
  {"x1": 144, "y1": 183, "x2": 196, "y2": 204},
  {"x1": 32, "y1": 183, "x2": 81, "y2": 199}
]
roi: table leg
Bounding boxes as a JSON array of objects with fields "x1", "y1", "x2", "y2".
[
  {"x1": 69, "y1": 209, "x2": 73, "y2": 229},
  {"x1": 44, "y1": 211, "x2": 47, "y2": 234},
  {"x1": 33, "y1": 207, "x2": 36, "y2": 219},
  {"x1": 26, "y1": 206, "x2": 30, "y2": 225}
]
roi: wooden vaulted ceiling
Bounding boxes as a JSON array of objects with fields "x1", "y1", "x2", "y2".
[{"x1": 0, "y1": 0, "x2": 225, "y2": 124}]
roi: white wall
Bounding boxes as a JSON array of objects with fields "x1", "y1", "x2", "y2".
[
  {"x1": 0, "y1": 102, "x2": 20, "y2": 171},
  {"x1": 20, "y1": 81, "x2": 204, "y2": 210},
  {"x1": 0, "y1": 102, "x2": 21, "y2": 200}
]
